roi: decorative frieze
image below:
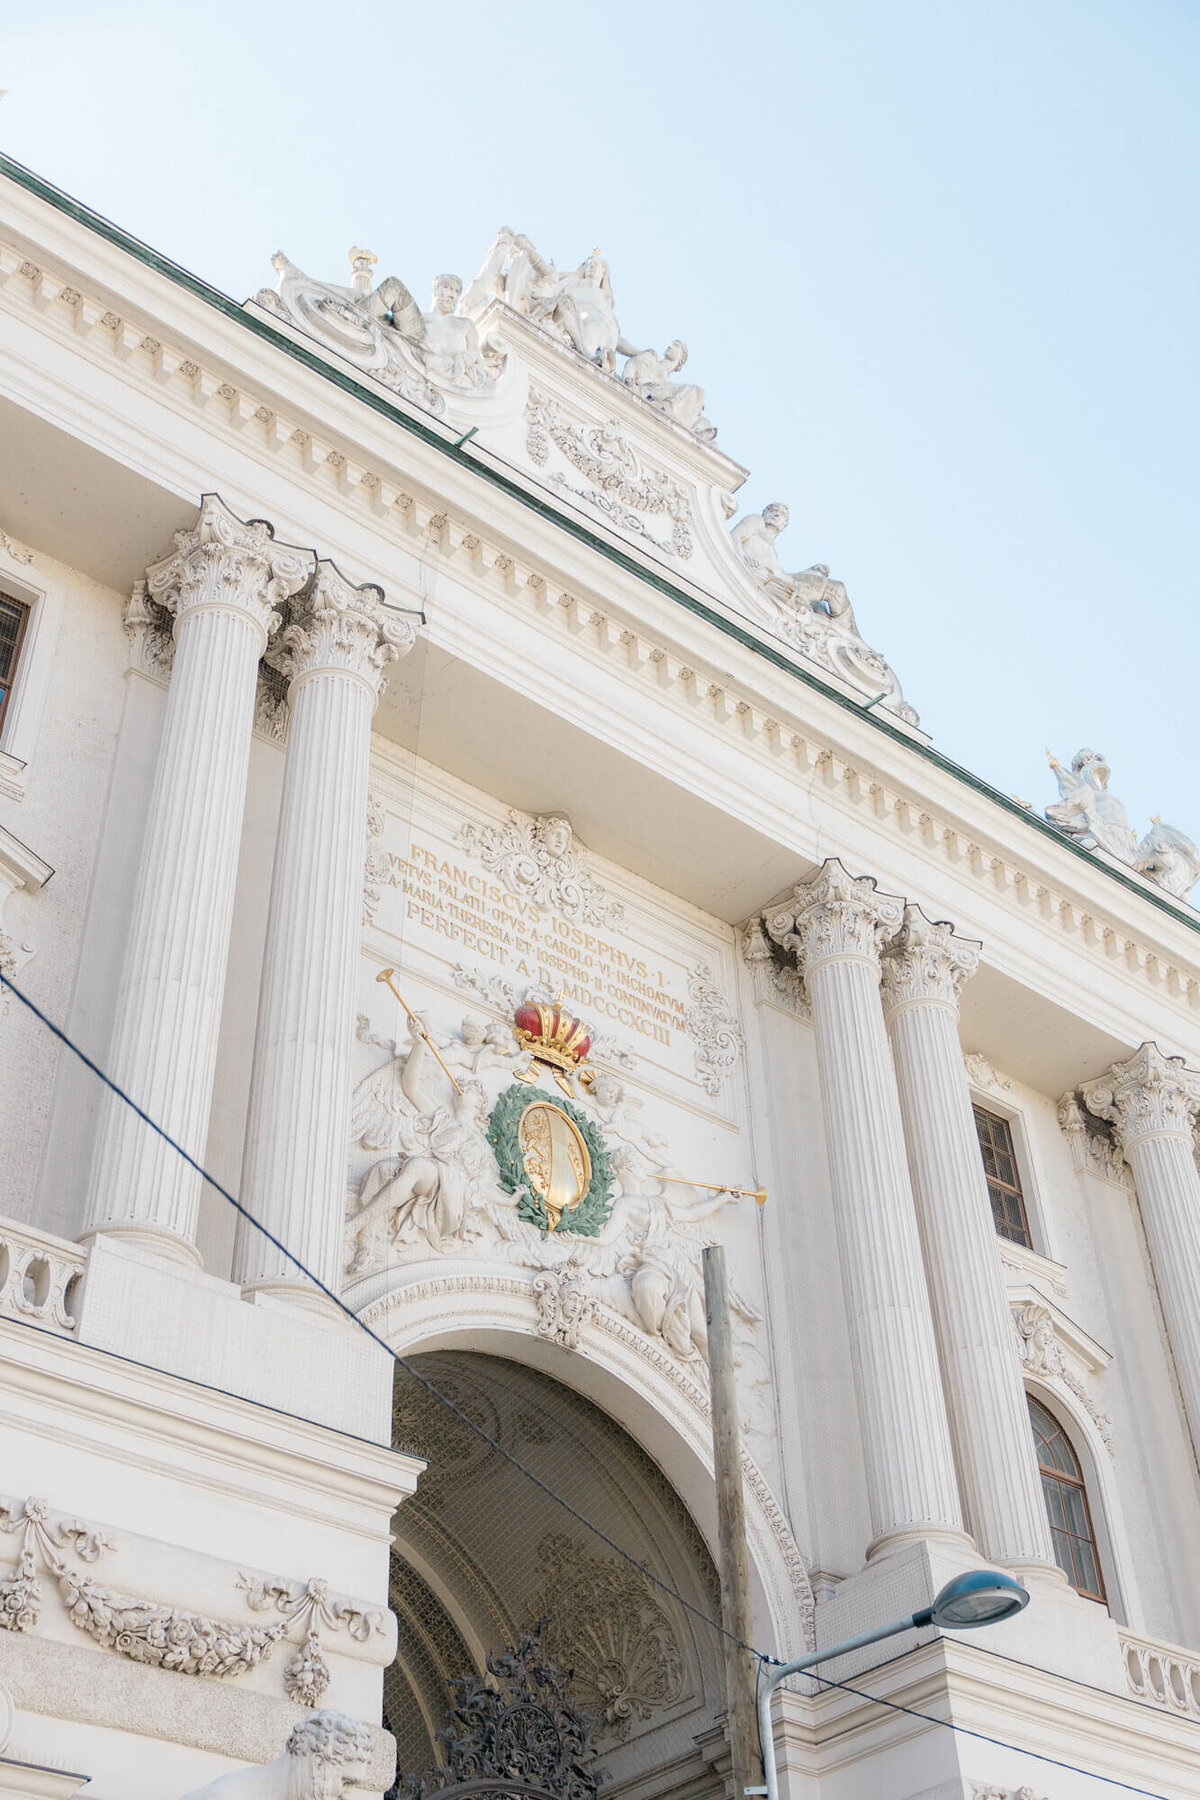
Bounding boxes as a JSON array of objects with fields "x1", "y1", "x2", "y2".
[
  {"x1": 0, "y1": 1495, "x2": 384, "y2": 1699},
  {"x1": 526, "y1": 390, "x2": 694, "y2": 561}
]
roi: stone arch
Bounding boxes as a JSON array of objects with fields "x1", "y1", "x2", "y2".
[{"x1": 358, "y1": 1269, "x2": 814, "y2": 1659}]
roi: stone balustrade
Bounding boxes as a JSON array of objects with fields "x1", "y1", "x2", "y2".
[
  {"x1": 1121, "y1": 1628, "x2": 1200, "y2": 1719},
  {"x1": 0, "y1": 1221, "x2": 86, "y2": 1335}
]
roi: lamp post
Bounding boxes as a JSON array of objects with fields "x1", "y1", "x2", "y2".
[{"x1": 755, "y1": 1570, "x2": 1029, "y2": 1800}]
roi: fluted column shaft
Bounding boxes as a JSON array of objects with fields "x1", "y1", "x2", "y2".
[
  {"x1": 882, "y1": 909, "x2": 1057, "y2": 1571},
  {"x1": 84, "y1": 498, "x2": 313, "y2": 1258},
  {"x1": 1084, "y1": 1045, "x2": 1200, "y2": 1462},
  {"x1": 768, "y1": 861, "x2": 964, "y2": 1552},
  {"x1": 235, "y1": 565, "x2": 415, "y2": 1307}
]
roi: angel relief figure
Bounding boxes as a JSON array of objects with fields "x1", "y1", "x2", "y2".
[
  {"x1": 552, "y1": 1145, "x2": 758, "y2": 1364},
  {"x1": 346, "y1": 1012, "x2": 524, "y2": 1271}
]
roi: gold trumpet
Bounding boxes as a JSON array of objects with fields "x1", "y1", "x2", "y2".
[
  {"x1": 375, "y1": 967, "x2": 463, "y2": 1096},
  {"x1": 657, "y1": 1174, "x2": 767, "y2": 1206}
]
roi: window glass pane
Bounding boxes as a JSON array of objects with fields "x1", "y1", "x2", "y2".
[
  {"x1": 1041, "y1": 1473, "x2": 1068, "y2": 1531},
  {"x1": 1070, "y1": 1535, "x2": 1102, "y2": 1599},
  {"x1": 1049, "y1": 1528, "x2": 1074, "y2": 1582},
  {"x1": 0, "y1": 595, "x2": 23, "y2": 680},
  {"x1": 973, "y1": 1107, "x2": 1031, "y2": 1248}
]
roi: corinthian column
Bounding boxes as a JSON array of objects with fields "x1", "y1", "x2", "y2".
[
  {"x1": 1083, "y1": 1044, "x2": 1200, "y2": 1459},
  {"x1": 235, "y1": 563, "x2": 416, "y2": 1309},
  {"x1": 881, "y1": 909, "x2": 1057, "y2": 1572},
  {"x1": 85, "y1": 497, "x2": 314, "y2": 1260},
  {"x1": 768, "y1": 861, "x2": 965, "y2": 1553}
]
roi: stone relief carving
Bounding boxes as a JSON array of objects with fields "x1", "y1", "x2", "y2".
[
  {"x1": 456, "y1": 809, "x2": 625, "y2": 927},
  {"x1": 254, "y1": 248, "x2": 504, "y2": 412},
  {"x1": 1045, "y1": 749, "x2": 1200, "y2": 899},
  {"x1": 1011, "y1": 1303, "x2": 1113, "y2": 1450},
  {"x1": 0, "y1": 528, "x2": 34, "y2": 565},
  {"x1": 621, "y1": 341, "x2": 715, "y2": 440},
  {"x1": 972, "y1": 1788, "x2": 1047, "y2": 1800},
  {"x1": 740, "y1": 915, "x2": 811, "y2": 1019},
  {"x1": 1056, "y1": 1091, "x2": 1128, "y2": 1186},
  {"x1": 526, "y1": 391, "x2": 694, "y2": 560},
  {"x1": 237, "y1": 1572, "x2": 386, "y2": 1709},
  {"x1": 964, "y1": 1053, "x2": 1012, "y2": 1094},
  {"x1": 683, "y1": 960, "x2": 745, "y2": 1096},
  {"x1": 363, "y1": 790, "x2": 390, "y2": 925},
  {"x1": 179, "y1": 1711, "x2": 374, "y2": 1799},
  {"x1": 533, "y1": 1261, "x2": 598, "y2": 1351},
  {"x1": 526, "y1": 1531, "x2": 685, "y2": 1741},
  {"x1": 347, "y1": 1016, "x2": 761, "y2": 1383},
  {"x1": 123, "y1": 578, "x2": 175, "y2": 684},
  {"x1": 730, "y1": 503, "x2": 919, "y2": 724},
  {"x1": 0, "y1": 1496, "x2": 381, "y2": 1695}
]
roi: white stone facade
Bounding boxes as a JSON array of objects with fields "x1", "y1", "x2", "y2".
[{"x1": 1, "y1": 161, "x2": 1200, "y2": 1800}]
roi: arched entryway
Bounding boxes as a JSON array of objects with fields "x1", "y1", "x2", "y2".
[{"x1": 385, "y1": 1350, "x2": 731, "y2": 1800}]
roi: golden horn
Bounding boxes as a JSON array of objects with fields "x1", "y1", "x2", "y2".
[
  {"x1": 658, "y1": 1174, "x2": 767, "y2": 1205},
  {"x1": 375, "y1": 968, "x2": 463, "y2": 1095}
]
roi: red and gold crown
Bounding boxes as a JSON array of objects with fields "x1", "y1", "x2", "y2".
[{"x1": 513, "y1": 999, "x2": 592, "y2": 1079}]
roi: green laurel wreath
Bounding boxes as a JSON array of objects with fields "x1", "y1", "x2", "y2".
[{"x1": 488, "y1": 1082, "x2": 614, "y2": 1238}]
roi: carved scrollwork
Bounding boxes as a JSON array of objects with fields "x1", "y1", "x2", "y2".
[
  {"x1": 526, "y1": 391, "x2": 693, "y2": 561},
  {"x1": 526, "y1": 1533, "x2": 684, "y2": 1741},
  {"x1": 456, "y1": 810, "x2": 623, "y2": 927},
  {"x1": 683, "y1": 961, "x2": 744, "y2": 1096}
]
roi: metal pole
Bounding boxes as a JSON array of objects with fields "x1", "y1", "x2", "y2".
[
  {"x1": 703, "y1": 1244, "x2": 764, "y2": 1800},
  {"x1": 755, "y1": 1616, "x2": 920, "y2": 1800}
]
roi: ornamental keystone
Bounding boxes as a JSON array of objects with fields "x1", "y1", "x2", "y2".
[
  {"x1": 146, "y1": 493, "x2": 315, "y2": 646},
  {"x1": 766, "y1": 858, "x2": 904, "y2": 974},
  {"x1": 1081, "y1": 1041, "x2": 1200, "y2": 1146},
  {"x1": 880, "y1": 905, "x2": 981, "y2": 1012}
]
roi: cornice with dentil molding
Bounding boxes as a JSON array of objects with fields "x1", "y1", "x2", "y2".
[
  {"x1": 145, "y1": 493, "x2": 315, "y2": 644},
  {"x1": 1081, "y1": 1041, "x2": 1200, "y2": 1144},
  {"x1": 4, "y1": 243, "x2": 1200, "y2": 1022},
  {"x1": 880, "y1": 904, "x2": 981, "y2": 1010},
  {"x1": 765, "y1": 857, "x2": 904, "y2": 973}
]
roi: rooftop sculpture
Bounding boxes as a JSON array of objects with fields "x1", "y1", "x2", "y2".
[{"x1": 1045, "y1": 748, "x2": 1200, "y2": 899}]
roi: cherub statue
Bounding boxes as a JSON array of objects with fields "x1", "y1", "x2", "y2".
[
  {"x1": 437, "y1": 1014, "x2": 534, "y2": 1079},
  {"x1": 587, "y1": 1147, "x2": 756, "y2": 1363},
  {"x1": 179, "y1": 1710, "x2": 373, "y2": 1798},
  {"x1": 1044, "y1": 749, "x2": 1138, "y2": 861},
  {"x1": 621, "y1": 340, "x2": 716, "y2": 440},
  {"x1": 348, "y1": 1080, "x2": 499, "y2": 1267},
  {"x1": 583, "y1": 1072, "x2": 671, "y2": 1170}
]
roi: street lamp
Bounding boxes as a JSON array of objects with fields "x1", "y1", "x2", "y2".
[{"x1": 755, "y1": 1570, "x2": 1029, "y2": 1800}]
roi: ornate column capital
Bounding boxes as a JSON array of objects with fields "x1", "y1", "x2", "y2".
[
  {"x1": 146, "y1": 493, "x2": 315, "y2": 648},
  {"x1": 765, "y1": 858, "x2": 903, "y2": 977},
  {"x1": 1082, "y1": 1042, "x2": 1200, "y2": 1146},
  {"x1": 267, "y1": 560, "x2": 417, "y2": 702},
  {"x1": 880, "y1": 905, "x2": 981, "y2": 1013}
]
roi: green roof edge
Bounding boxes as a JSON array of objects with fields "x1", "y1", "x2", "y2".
[{"x1": 2, "y1": 147, "x2": 1195, "y2": 943}]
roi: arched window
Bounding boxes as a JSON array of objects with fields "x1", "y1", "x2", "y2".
[{"x1": 1028, "y1": 1395, "x2": 1106, "y2": 1603}]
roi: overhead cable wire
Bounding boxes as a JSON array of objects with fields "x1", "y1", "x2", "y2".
[{"x1": 2, "y1": 966, "x2": 1178, "y2": 1800}]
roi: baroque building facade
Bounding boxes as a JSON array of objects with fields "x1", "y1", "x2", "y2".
[{"x1": 1, "y1": 161, "x2": 1199, "y2": 1800}]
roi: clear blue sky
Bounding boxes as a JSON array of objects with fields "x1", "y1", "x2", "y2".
[{"x1": 4, "y1": 2, "x2": 1198, "y2": 842}]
